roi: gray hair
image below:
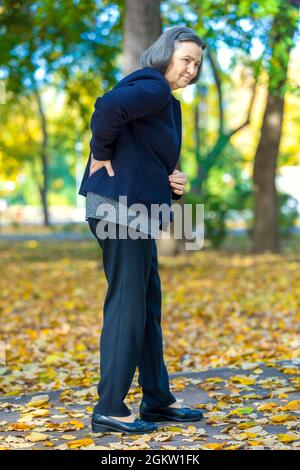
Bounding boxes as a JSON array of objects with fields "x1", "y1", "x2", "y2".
[{"x1": 139, "y1": 26, "x2": 206, "y2": 85}]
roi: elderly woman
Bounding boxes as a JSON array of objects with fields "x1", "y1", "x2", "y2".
[{"x1": 78, "y1": 26, "x2": 206, "y2": 434}]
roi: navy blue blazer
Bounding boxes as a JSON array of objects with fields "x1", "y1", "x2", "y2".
[{"x1": 78, "y1": 66, "x2": 182, "y2": 226}]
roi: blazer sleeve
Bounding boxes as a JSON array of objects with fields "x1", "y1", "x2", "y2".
[{"x1": 90, "y1": 78, "x2": 171, "y2": 161}]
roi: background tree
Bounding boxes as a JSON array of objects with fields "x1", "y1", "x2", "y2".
[
  {"x1": 0, "y1": 0, "x2": 119, "y2": 224},
  {"x1": 252, "y1": 0, "x2": 299, "y2": 254}
]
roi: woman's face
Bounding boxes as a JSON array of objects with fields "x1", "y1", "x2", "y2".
[{"x1": 164, "y1": 41, "x2": 203, "y2": 90}]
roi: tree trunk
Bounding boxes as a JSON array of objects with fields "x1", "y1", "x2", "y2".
[
  {"x1": 252, "y1": 95, "x2": 282, "y2": 253},
  {"x1": 35, "y1": 87, "x2": 50, "y2": 226},
  {"x1": 252, "y1": 0, "x2": 298, "y2": 253},
  {"x1": 123, "y1": 0, "x2": 189, "y2": 255}
]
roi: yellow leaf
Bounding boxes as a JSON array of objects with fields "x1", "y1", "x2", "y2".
[
  {"x1": 224, "y1": 444, "x2": 243, "y2": 450},
  {"x1": 186, "y1": 425, "x2": 198, "y2": 433},
  {"x1": 282, "y1": 368, "x2": 299, "y2": 375},
  {"x1": 238, "y1": 421, "x2": 258, "y2": 430},
  {"x1": 205, "y1": 377, "x2": 224, "y2": 383},
  {"x1": 231, "y1": 376, "x2": 255, "y2": 385},
  {"x1": 10, "y1": 423, "x2": 35, "y2": 431},
  {"x1": 25, "y1": 432, "x2": 49, "y2": 442},
  {"x1": 44, "y1": 353, "x2": 65, "y2": 365},
  {"x1": 43, "y1": 441, "x2": 55, "y2": 447},
  {"x1": 281, "y1": 400, "x2": 300, "y2": 411},
  {"x1": 163, "y1": 426, "x2": 183, "y2": 432},
  {"x1": 257, "y1": 402, "x2": 278, "y2": 412},
  {"x1": 234, "y1": 432, "x2": 248, "y2": 440},
  {"x1": 27, "y1": 395, "x2": 50, "y2": 407},
  {"x1": 18, "y1": 413, "x2": 34, "y2": 423},
  {"x1": 277, "y1": 433, "x2": 300, "y2": 443},
  {"x1": 203, "y1": 443, "x2": 225, "y2": 450},
  {"x1": 67, "y1": 438, "x2": 94, "y2": 449},
  {"x1": 245, "y1": 433, "x2": 258, "y2": 439},
  {"x1": 270, "y1": 415, "x2": 295, "y2": 423},
  {"x1": 62, "y1": 420, "x2": 85, "y2": 430},
  {"x1": 32, "y1": 409, "x2": 50, "y2": 417},
  {"x1": 228, "y1": 407, "x2": 254, "y2": 416},
  {"x1": 247, "y1": 440, "x2": 263, "y2": 446}
]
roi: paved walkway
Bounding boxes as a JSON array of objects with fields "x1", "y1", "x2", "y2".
[{"x1": 0, "y1": 360, "x2": 299, "y2": 450}]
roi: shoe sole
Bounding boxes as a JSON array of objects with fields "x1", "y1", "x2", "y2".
[
  {"x1": 91, "y1": 420, "x2": 157, "y2": 434},
  {"x1": 140, "y1": 412, "x2": 204, "y2": 422}
]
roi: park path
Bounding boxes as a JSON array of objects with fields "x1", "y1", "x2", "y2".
[{"x1": 0, "y1": 360, "x2": 299, "y2": 450}]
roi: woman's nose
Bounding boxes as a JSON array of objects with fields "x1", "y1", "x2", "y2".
[{"x1": 187, "y1": 65, "x2": 196, "y2": 76}]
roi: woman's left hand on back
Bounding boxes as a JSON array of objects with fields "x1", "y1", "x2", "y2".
[{"x1": 168, "y1": 169, "x2": 187, "y2": 195}]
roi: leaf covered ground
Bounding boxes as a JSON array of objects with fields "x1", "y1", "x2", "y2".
[{"x1": 0, "y1": 239, "x2": 299, "y2": 450}]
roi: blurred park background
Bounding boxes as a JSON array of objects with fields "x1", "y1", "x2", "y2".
[
  {"x1": 1, "y1": 0, "x2": 300, "y2": 450},
  {"x1": 0, "y1": 0, "x2": 299, "y2": 254}
]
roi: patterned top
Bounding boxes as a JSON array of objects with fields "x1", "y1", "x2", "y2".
[{"x1": 85, "y1": 192, "x2": 160, "y2": 238}]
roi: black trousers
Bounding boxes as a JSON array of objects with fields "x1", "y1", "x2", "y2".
[{"x1": 88, "y1": 218, "x2": 176, "y2": 416}]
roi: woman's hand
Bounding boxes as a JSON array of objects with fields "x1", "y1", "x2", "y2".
[
  {"x1": 168, "y1": 169, "x2": 187, "y2": 195},
  {"x1": 89, "y1": 153, "x2": 114, "y2": 177}
]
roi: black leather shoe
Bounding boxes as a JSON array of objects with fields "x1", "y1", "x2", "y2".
[
  {"x1": 139, "y1": 400, "x2": 204, "y2": 422},
  {"x1": 91, "y1": 411, "x2": 158, "y2": 434}
]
